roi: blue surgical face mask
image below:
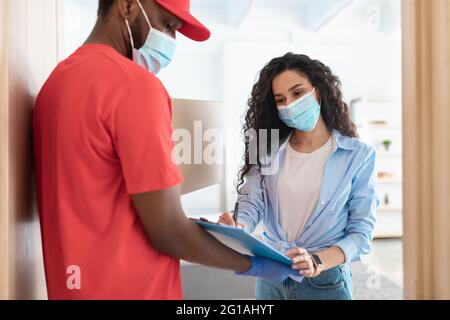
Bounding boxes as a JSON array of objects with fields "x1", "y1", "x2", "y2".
[
  {"x1": 277, "y1": 88, "x2": 321, "y2": 132},
  {"x1": 125, "y1": 0, "x2": 176, "y2": 74}
]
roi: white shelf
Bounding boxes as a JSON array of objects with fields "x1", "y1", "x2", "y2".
[
  {"x1": 367, "y1": 125, "x2": 402, "y2": 130},
  {"x1": 378, "y1": 179, "x2": 402, "y2": 184},
  {"x1": 377, "y1": 152, "x2": 402, "y2": 158},
  {"x1": 378, "y1": 207, "x2": 403, "y2": 212}
]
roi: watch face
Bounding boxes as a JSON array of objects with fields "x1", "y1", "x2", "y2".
[{"x1": 312, "y1": 254, "x2": 323, "y2": 267}]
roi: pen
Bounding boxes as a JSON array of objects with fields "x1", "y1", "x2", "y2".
[{"x1": 233, "y1": 202, "x2": 239, "y2": 223}]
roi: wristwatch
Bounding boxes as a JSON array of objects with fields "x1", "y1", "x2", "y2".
[{"x1": 311, "y1": 254, "x2": 324, "y2": 270}]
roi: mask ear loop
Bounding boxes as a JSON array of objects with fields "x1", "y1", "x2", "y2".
[
  {"x1": 125, "y1": 19, "x2": 135, "y2": 50},
  {"x1": 125, "y1": 0, "x2": 152, "y2": 52},
  {"x1": 312, "y1": 87, "x2": 322, "y2": 106},
  {"x1": 136, "y1": 0, "x2": 153, "y2": 31}
]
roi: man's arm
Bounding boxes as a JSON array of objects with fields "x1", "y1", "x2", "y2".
[{"x1": 131, "y1": 184, "x2": 251, "y2": 273}]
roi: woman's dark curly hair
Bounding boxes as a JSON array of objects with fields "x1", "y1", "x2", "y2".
[{"x1": 237, "y1": 52, "x2": 358, "y2": 192}]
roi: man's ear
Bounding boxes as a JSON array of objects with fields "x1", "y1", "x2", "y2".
[{"x1": 116, "y1": 0, "x2": 140, "y2": 22}]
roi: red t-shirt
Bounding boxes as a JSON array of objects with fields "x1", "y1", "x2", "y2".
[{"x1": 33, "y1": 44, "x2": 184, "y2": 300}]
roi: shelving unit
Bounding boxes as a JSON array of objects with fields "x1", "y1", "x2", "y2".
[{"x1": 353, "y1": 99, "x2": 403, "y2": 239}]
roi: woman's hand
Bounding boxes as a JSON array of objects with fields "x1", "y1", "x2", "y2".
[
  {"x1": 237, "y1": 256, "x2": 299, "y2": 283},
  {"x1": 286, "y1": 247, "x2": 323, "y2": 278},
  {"x1": 218, "y1": 212, "x2": 246, "y2": 229}
]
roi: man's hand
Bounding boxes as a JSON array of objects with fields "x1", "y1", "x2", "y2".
[
  {"x1": 286, "y1": 247, "x2": 323, "y2": 278},
  {"x1": 218, "y1": 212, "x2": 246, "y2": 229}
]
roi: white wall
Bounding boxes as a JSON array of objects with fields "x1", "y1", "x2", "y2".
[
  {"x1": 59, "y1": 0, "x2": 97, "y2": 59},
  {"x1": 159, "y1": 52, "x2": 223, "y2": 101}
]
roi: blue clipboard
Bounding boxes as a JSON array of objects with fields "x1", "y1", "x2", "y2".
[{"x1": 195, "y1": 220, "x2": 292, "y2": 266}]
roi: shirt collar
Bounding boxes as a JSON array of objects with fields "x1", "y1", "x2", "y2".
[{"x1": 333, "y1": 130, "x2": 358, "y2": 151}]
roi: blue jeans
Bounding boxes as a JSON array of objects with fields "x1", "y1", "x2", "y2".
[{"x1": 255, "y1": 264, "x2": 353, "y2": 300}]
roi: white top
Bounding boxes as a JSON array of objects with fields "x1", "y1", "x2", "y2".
[{"x1": 278, "y1": 136, "x2": 335, "y2": 243}]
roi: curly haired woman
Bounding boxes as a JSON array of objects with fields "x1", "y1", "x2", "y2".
[{"x1": 220, "y1": 53, "x2": 379, "y2": 300}]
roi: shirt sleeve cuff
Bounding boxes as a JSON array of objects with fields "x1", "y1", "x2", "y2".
[
  {"x1": 236, "y1": 216, "x2": 255, "y2": 234},
  {"x1": 335, "y1": 236, "x2": 362, "y2": 263}
]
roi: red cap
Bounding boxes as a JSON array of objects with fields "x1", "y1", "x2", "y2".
[{"x1": 155, "y1": 0, "x2": 211, "y2": 42}]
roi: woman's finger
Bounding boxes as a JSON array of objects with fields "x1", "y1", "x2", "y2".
[
  {"x1": 292, "y1": 261, "x2": 312, "y2": 270},
  {"x1": 218, "y1": 212, "x2": 236, "y2": 226},
  {"x1": 218, "y1": 218, "x2": 232, "y2": 226},
  {"x1": 300, "y1": 268, "x2": 315, "y2": 277},
  {"x1": 222, "y1": 214, "x2": 236, "y2": 225},
  {"x1": 291, "y1": 254, "x2": 309, "y2": 264},
  {"x1": 286, "y1": 247, "x2": 307, "y2": 258},
  {"x1": 293, "y1": 256, "x2": 313, "y2": 270}
]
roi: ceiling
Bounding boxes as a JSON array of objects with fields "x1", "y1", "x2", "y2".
[{"x1": 190, "y1": 0, "x2": 400, "y2": 33}]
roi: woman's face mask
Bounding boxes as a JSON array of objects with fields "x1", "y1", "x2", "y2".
[
  {"x1": 277, "y1": 88, "x2": 321, "y2": 132},
  {"x1": 125, "y1": 0, "x2": 177, "y2": 74}
]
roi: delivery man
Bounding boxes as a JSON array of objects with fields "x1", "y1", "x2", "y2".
[{"x1": 33, "y1": 0, "x2": 297, "y2": 300}]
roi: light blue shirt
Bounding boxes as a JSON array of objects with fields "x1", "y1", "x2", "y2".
[{"x1": 236, "y1": 130, "x2": 379, "y2": 282}]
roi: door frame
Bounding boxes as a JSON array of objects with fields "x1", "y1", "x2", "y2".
[
  {"x1": 0, "y1": 0, "x2": 11, "y2": 300},
  {"x1": 402, "y1": 0, "x2": 450, "y2": 299}
]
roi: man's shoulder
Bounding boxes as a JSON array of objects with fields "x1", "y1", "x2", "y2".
[
  {"x1": 35, "y1": 45, "x2": 170, "y2": 116},
  {"x1": 54, "y1": 45, "x2": 166, "y2": 95},
  {"x1": 97, "y1": 46, "x2": 167, "y2": 94}
]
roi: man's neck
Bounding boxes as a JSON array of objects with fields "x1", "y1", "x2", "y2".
[{"x1": 84, "y1": 18, "x2": 131, "y2": 59}]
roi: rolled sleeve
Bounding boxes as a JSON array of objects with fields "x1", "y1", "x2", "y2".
[
  {"x1": 236, "y1": 166, "x2": 265, "y2": 234},
  {"x1": 336, "y1": 146, "x2": 379, "y2": 263}
]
